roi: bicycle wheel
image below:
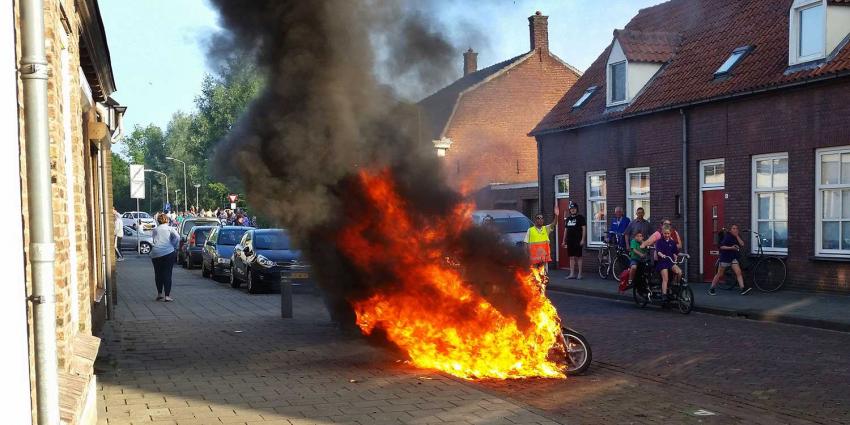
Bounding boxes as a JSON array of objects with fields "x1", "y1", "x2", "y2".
[
  {"x1": 612, "y1": 254, "x2": 630, "y2": 281},
  {"x1": 753, "y1": 257, "x2": 787, "y2": 292},
  {"x1": 676, "y1": 285, "x2": 694, "y2": 314},
  {"x1": 632, "y1": 282, "x2": 649, "y2": 308},
  {"x1": 597, "y1": 248, "x2": 611, "y2": 279}
]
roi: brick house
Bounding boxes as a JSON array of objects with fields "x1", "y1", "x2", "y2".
[
  {"x1": 419, "y1": 11, "x2": 580, "y2": 218},
  {"x1": 532, "y1": 0, "x2": 850, "y2": 292},
  {"x1": 5, "y1": 0, "x2": 125, "y2": 423}
]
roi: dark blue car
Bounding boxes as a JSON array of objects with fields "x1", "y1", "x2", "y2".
[
  {"x1": 230, "y1": 229, "x2": 312, "y2": 294},
  {"x1": 201, "y1": 226, "x2": 254, "y2": 281}
]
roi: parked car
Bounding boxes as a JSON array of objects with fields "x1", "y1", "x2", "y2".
[
  {"x1": 230, "y1": 229, "x2": 311, "y2": 294},
  {"x1": 472, "y1": 209, "x2": 533, "y2": 246},
  {"x1": 177, "y1": 217, "x2": 221, "y2": 265},
  {"x1": 119, "y1": 226, "x2": 153, "y2": 254},
  {"x1": 201, "y1": 226, "x2": 254, "y2": 281},
  {"x1": 181, "y1": 226, "x2": 215, "y2": 269},
  {"x1": 121, "y1": 211, "x2": 156, "y2": 232}
]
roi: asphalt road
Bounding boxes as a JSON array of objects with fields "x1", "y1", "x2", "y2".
[{"x1": 473, "y1": 291, "x2": 850, "y2": 424}]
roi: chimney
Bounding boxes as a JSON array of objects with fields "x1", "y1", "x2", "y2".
[
  {"x1": 463, "y1": 48, "x2": 478, "y2": 76},
  {"x1": 528, "y1": 11, "x2": 549, "y2": 52}
]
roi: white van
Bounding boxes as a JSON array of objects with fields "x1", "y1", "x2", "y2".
[{"x1": 471, "y1": 210, "x2": 533, "y2": 246}]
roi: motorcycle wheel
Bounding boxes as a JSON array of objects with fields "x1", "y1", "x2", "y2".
[
  {"x1": 677, "y1": 285, "x2": 694, "y2": 314},
  {"x1": 561, "y1": 327, "x2": 592, "y2": 375}
]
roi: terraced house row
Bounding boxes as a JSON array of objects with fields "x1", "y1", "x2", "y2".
[
  {"x1": 4, "y1": 0, "x2": 125, "y2": 423},
  {"x1": 532, "y1": 0, "x2": 850, "y2": 292}
]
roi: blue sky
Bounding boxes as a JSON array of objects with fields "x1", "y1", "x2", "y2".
[{"x1": 100, "y1": 0, "x2": 665, "y2": 132}]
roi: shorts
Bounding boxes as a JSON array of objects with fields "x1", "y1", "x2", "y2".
[
  {"x1": 719, "y1": 259, "x2": 739, "y2": 268},
  {"x1": 629, "y1": 259, "x2": 640, "y2": 267},
  {"x1": 566, "y1": 241, "x2": 583, "y2": 258}
]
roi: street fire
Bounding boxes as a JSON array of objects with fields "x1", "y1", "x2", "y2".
[{"x1": 339, "y1": 170, "x2": 566, "y2": 380}]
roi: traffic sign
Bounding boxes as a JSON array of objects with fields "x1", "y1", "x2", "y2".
[
  {"x1": 130, "y1": 164, "x2": 145, "y2": 199},
  {"x1": 227, "y1": 193, "x2": 238, "y2": 203}
]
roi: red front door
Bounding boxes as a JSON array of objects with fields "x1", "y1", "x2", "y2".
[
  {"x1": 702, "y1": 190, "x2": 724, "y2": 281},
  {"x1": 557, "y1": 198, "x2": 570, "y2": 268}
]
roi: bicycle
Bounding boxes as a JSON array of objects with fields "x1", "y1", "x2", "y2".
[
  {"x1": 597, "y1": 232, "x2": 631, "y2": 280},
  {"x1": 714, "y1": 229, "x2": 787, "y2": 292},
  {"x1": 633, "y1": 252, "x2": 694, "y2": 314}
]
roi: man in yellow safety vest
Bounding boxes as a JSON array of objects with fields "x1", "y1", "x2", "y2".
[{"x1": 524, "y1": 204, "x2": 559, "y2": 271}]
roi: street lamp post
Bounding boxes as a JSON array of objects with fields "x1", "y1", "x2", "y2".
[
  {"x1": 175, "y1": 189, "x2": 181, "y2": 212},
  {"x1": 166, "y1": 156, "x2": 187, "y2": 214},
  {"x1": 144, "y1": 169, "x2": 169, "y2": 210},
  {"x1": 193, "y1": 184, "x2": 200, "y2": 212}
]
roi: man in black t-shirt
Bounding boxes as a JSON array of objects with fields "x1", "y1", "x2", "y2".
[{"x1": 562, "y1": 202, "x2": 587, "y2": 279}]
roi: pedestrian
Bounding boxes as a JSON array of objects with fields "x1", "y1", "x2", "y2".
[
  {"x1": 709, "y1": 224, "x2": 751, "y2": 296},
  {"x1": 113, "y1": 207, "x2": 124, "y2": 261},
  {"x1": 524, "y1": 202, "x2": 560, "y2": 274},
  {"x1": 150, "y1": 213, "x2": 180, "y2": 302},
  {"x1": 562, "y1": 202, "x2": 586, "y2": 279},
  {"x1": 624, "y1": 207, "x2": 652, "y2": 247},
  {"x1": 608, "y1": 206, "x2": 630, "y2": 247}
]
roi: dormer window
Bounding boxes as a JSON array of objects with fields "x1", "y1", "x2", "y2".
[
  {"x1": 715, "y1": 46, "x2": 753, "y2": 77},
  {"x1": 572, "y1": 86, "x2": 598, "y2": 109},
  {"x1": 609, "y1": 62, "x2": 627, "y2": 104},
  {"x1": 790, "y1": 0, "x2": 826, "y2": 65}
]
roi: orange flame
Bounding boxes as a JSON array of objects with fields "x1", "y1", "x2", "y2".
[{"x1": 338, "y1": 170, "x2": 565, "y2": 380}]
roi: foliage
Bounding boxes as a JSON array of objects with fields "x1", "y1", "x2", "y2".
[{"x1": 113, "y1": 55, "x2": 265, "y2": 214}]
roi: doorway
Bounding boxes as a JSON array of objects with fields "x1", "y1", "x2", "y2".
[{"x1": 699, "y1": 160, "x2": 725, "y2": 281}]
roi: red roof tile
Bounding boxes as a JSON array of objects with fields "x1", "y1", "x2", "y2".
[
  {"x1": 616, "y1": 30, "x2": 681, "y2": 63},
  {"x1": 533, "y1": 0, "x2": 850, "y2": 134}
]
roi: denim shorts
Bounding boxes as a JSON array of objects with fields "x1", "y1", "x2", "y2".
[
  {"x1": 719, "y1": 259, "x2": 739, "y2": 268},
  {"x1": 629, "y1": 259, "x2": 640, "y2": 266}
]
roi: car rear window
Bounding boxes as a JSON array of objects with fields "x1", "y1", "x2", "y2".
[
  {"x1": 254, "y1": 232, "x2": 290, "y2": 250},
  {"x1": 193, "y1": 228, "x2": 212, "y2": 245},
  {"x1": 181, "y1": 219, "x2": 220, "y2": 236},
  {"x1": 219, "y1": 229, "x2": 249, "y2": 245}
]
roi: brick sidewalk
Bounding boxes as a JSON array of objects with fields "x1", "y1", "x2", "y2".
[
  {"x1": 547, "y1": 268, "x2": 850, "y2": 332},
  {"x1": 96, "y1": 256, "x2": 561, "y2": 425}
]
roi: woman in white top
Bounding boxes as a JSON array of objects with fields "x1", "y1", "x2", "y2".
[{"x1": 150, "y1": 213, "x2": 180, "y2": 301}]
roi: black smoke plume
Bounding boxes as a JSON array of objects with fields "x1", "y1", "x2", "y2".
[{"x1": 209, "y1": 0, "x2": 535, "y2": 329}]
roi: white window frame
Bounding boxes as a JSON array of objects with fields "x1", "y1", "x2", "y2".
[
  {"x1": 751, "y1": 153, "x2": 789, "y2": 254},
  {"x1": 789, "y1": 0, "x2": 827, "y2": 65},
  {"x1": 815, "y1": 146, "x2": 850, "y2": 257},
  {"x1": 554, "y1": 174, "x2": 570, "y2": 199},
  {"x1": 607, "y1": 60, "x2": 628, "y2": 106},
  {"x1": 586, "y1": 171, "x2": 607, "y2": 247},
  {"x1": 626, "y1": 167, "x2": 650, "y2": 220}
]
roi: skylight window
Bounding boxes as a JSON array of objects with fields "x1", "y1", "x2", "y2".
[
  {"x1": 714, "y1": 46, "x2": 752, "y2": 77},
  {"x1": 572, "y1": 86, "x2": 598, "y2": 109}
]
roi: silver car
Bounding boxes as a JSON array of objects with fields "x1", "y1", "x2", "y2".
[
  {"x1": 472, "y1": 209, "x2": 534, "y2": 246},
  {"x1": 121, "y1": 211, "x2": 156, "y2": 232},
  {"x1": 119, "y1": 226, "x2": 153, "y2": 254}
]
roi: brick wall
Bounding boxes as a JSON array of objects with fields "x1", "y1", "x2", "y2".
[
  {"x1": 539, "y1": 76, "x2": 850, "y2": 292},
  {"x1": 442, "y1": 52, "x2": 579, "y2": 194},
  {"x1": 16, "y1": 0, "x2": 112, "y2": 421}
]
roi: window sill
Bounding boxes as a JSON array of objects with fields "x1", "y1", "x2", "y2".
[{"x1": 809, "y1": 255, "x2": 850, "y2": 263}]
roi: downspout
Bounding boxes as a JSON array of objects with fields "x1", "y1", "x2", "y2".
[
  {"x1": 20, "y1": 0, "x2": 60, "y2": 423},
  {"x1": 95, "y1": 103, "x2": 113, "y2": 320},
  {"x1": 680, "y1": 109, "x2": 689, "y2": 273}
]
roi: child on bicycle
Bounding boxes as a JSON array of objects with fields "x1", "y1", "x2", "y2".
[
  {"x1": 627, "y1": 231, "x2": 648, "y2": 288},
  {"x1": 655, "y1": 226, "x2": 682, "y2": 300}
]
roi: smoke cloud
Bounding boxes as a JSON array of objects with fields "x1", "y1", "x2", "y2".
[{"x1": 209, "y1": 0, "x2": 535, "y2": 328}]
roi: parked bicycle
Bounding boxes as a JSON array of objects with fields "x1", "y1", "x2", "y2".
[
  {"x1": 715, "y1": 229, "x2": 787, "y2": 292},
  {"x1": 598, "y1": 231, "x2": 630, "y2": 280},
  {"x1": 633, "y1": 252, "x2": 694, "y2": 314}
]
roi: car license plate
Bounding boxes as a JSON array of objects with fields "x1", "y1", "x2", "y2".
[{"x1": 291, "y1": 272, "x2": 309, "y2": 279}]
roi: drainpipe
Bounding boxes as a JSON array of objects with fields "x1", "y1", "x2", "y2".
[
  {"x1": 95, "y1": 103, "x2": 113, "y2": 320},
  {"x1": 680, "y1": 109, "x2": 689, "y2": 274},
  {"x1": 20, "y1": 0, "x2": 60, "y2": 423}
]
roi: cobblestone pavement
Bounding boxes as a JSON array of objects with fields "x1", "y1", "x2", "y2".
[
  {"x1": 96, "y1": 256, "x2": 560, "y2": 425},
  {"x1": 473, "y1": 291, "x2": 850, "y2": 424},
  {"x1": 99, "y1": 256, "x2": 850, "y2": 424}
]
